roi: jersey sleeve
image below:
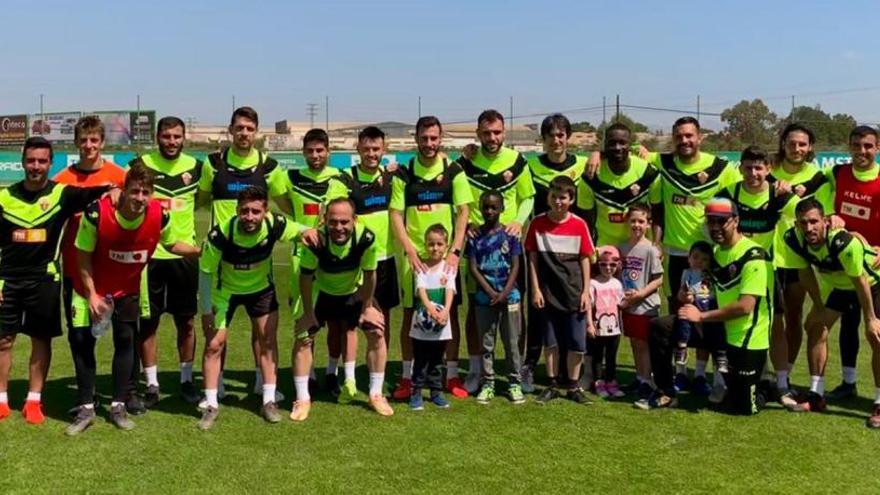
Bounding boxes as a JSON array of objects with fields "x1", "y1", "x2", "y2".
[
  {"x1": 266, "y1": 166, "x2": 288, "y2": 198},
  {"x1": 74, "y1": 204, "x2": 100, "y2": 253},
  {"x1": 324, "y1": 177, "x2": 350, "y2": 203},
  {"x1": 451, "y1": 171, "x2": 474, "y2": 206},
  {"x1": 62, "y1": 184, "x2": 109, "y2": 213},
  {"x1": 515, "y1": 163, "x2": 536, "y2": 201},
  {"x1": 576, "y1": 180, "x2": 595, "y2": 210},
  {"x1": 650, "y1": 245, "x2": 664, "y2": 275},
  {"x1": 781, "y1": 234, "x2": 809, "y2": 269},
  {"x1": 198, "y1": 160, "x2": 214, "y2": 193},
  {"x1": 445, "y1": 268, "x2": 457, "y2": 292},
  {"x1": 279, "y1": 214, "x2": 304, "y2": 242},
  {"x1": 299, "y1": 245, "x2": 319, "y2": 272},
  {"x1": 199, "y1": 230, "x2": 222, "y2": 274},
  {"x1": 390, "y1": 175, "x2": 406, "y2": 211},
  {"x1": 416, "y1": 271, "x2": 428, "y2": 289},
  {"x1": 361, "y1": 237, "x2": 379, "y2": 271},
  {"x1": 720, "y1": 164, "x2": 743, "y2": 188},
  {"x1": 159, "y1": 209, "x2": 174, "y2": 245},
  {"x1": 648, "y1": 175, "x2": 662, "y2": 204},
  {"x1": 739, "y1": 259, "x2": 768, "y2": 297},
  {"x1": 840, "y1": 237, "x2": 865, "y2": 278},
  {"x1": 524, "y1": 222, "x2": 538, "y2": 252},
  {"x1": 509, "y1": 234, "x2": 522, "y2": 257},
  {"x1": 579, "y1": 219, "x2": 595, "y2": 257}
]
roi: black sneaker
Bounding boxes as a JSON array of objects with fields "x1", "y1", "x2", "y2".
[
  {"x1": 110, "y1": 404, "x2": 135, "y2": 430},
  {"x1": 536, "y1": 387, "x2": 559, "y2": 404},
  {"x1": 827, "y1": 381, "x2": 857, "y2": 401},
  {"x1": 325, "y1": 374, "x2": 341, "y2": 398},
  {"x1": 126, "y1": 394, "x2": 146, "y2": 416},
  {"x1": 143, "y1": 385, "x2": 160, "y2": 409},
  {"x1": 691, "y1": 376, "x2": 711, "y2": 396},
  {"x1": 567, "y1": 387, "x2": 592, "y2": 405},
  {"x1": 180, "y1": 381, "x2": 202, "y2": 405}
]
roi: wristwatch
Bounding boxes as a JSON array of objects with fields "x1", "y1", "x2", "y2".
[{"x1": 452, "y1": 248, "x2": 462, "y2": 257}]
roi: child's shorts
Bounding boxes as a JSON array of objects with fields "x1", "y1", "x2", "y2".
[
  {"x1": 542, "y1": 308, "x2": 587, "y2": 353},
  {"x1": 622, "y1": 313, "x2": 653, "y2": 342}
]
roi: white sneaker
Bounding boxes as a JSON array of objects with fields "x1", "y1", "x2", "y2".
[
  {"x1": 464, "y1": 372, "x2": 481, "y2": 395},
  {"x1": 521, "y1": 366, "x2": 535, "y2": 393}
]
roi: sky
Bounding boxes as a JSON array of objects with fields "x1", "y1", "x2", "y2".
[{"x1": 2, "y1": 0, "x2": 879, "y2": 131}]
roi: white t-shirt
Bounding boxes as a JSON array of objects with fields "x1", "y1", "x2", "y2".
[
  {"x1": 590, "y1": 277, "x2": 624, "y2": 337},
  {"x1": 410, "y1": 261, "x2": 457, "y2": 341}
]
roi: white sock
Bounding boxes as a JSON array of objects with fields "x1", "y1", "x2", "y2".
[
  {"x1": 262, "y1": 384, "x2": 276, "y2": 405},
  {"x1": 26, "y1": 392, "x2": 41, "y2": 402},
  {"x1": 713, "y1": 371, "x2": 725, "y2": 387},
  {"x1": 446, "y1": 360, "x2": 459, "y2": 380},
  {"x1": 776, "y1": 370, "x2": 790, "y2": 390},
  {"x1": 294, "y1": 376, "x2": 311, "y2": 401},
  {"x1": 843, "y1": 367, "x2": 857, "y2": 384},
  {"x1": 144, "y1": 365, "x2": 159, "y2": 387},
  {"x1": 875, "y1": 387, "x2": 880, "y2": 404},
  {"x1": 205, "y1": 389, "x2": 219, "y2": 408},
  {"x1": 402, "y1": 360, "x2": 413, "y2": 380},
  {"x1": 326, "y1": 357, "x2": 339, "y2": 376},
  {"x1": 695, "y1": 360, "x2": 707, "y2": 378},
  {"x1": 810, "y1": 375, "x2": 825, "y2": 395},
  {"x1": 111, "y1": 401, "x2": 124, "y2": 408},
  {"x1": 180, "y1": 361, "x2": 193, "y2": 383},
  {"x1": 468, "y1": 355, "x2": 481, "y2": 374},
  {"x1": 344, "y1": 361, "x2": 356, "y2": 382},
  {"x1": 82, "y1": 403, "x2": 95, "y2": 410},
  {"x1": 0, "y1": 392, "x2": 7, "y2": 403},
  {"x1": 675, "y1": 363, "x2": 687, "y2": 375},
  {"x1": 369, "y1": 373, "x2": 384, "y2": 396}
]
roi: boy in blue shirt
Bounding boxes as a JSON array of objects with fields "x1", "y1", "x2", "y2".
[{"x1": 467, "y1": 190, "x2": 524, "y2": 404}]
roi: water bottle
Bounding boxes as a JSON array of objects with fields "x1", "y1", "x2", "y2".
[{"x1": 90, "y1": 294, "x2": 114, "y2": 338}]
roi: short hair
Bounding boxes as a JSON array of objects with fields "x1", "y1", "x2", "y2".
[
  {"x1": 480, "y1": 189, "x2": 504, "y2": 206},
  {"x1": 540, "y1": 114, "x2": 571, "y2": 138},
  {"x1": 689, "y1": 240, "x2": 712, "y2": 257},
  {"x1": 22, "y1": 136, "x2": 53, "y2": 162},
  {"x1": 326, "y1": 197, "x2": 356, "y2": 214},
  {"x1": 230, "y1": 106, "x2": 259, "y2": 127},
  {"x1": 425, "y1": 223, "x2": 449, "y2": 241},
  {"x1": 237, "y1": 185, "x2": 268, "y2": 205},
  {"x1": 548, "y1": 175, "x2": 576, "y2": 200},
  {"x1": 157, "y1": 116, "x2": 186, "y2": 135},
  {"x1": 74, "y1": 115, "x2": 105, "y2": 143},
  {"x1": 605, "y1": 122, "x2": 632, "y2": 138},
  {"x1": 740, "y1": 145, "x2": 769, "y2": 165},
  {"x1": 478, "y1": 109, "x2": 504, "y2": 128},
  {"x1": 303, "y1": 128, "x2": 330, "y2": 148},
  {"x1": 124, "y1": 163, "x2": 155, "y2": 191},
  {"x1": 358, "y1": 126, "x2": 385, "y2": 142},
  {"x1": 672, "y1": 116, "x2": 700, "y2": 133},
  {"x1": 416, "y1": 116, "x2": 442, "y2": 135},
  {"x1": 849, "y1": 125, "x2": 878, "y2": 142},
  {"x1": 795, "y1": 197, "x2": 825, "y2": 218},
  {"x1": 625, "y1": 202, "x2": 651, "y2": 220},
  {"x1": 778, "y1": 123, "x2": 815, "y2": 163}
]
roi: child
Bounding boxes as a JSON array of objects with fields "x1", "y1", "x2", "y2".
[
  {"x1": 525, "y1": 176, "x2": 595, "y2": 404},
  {"x1": 410, "y1": 224, "x2": 457, "y2": 411},
  {"x1": 673, "y1": 241, "x2": 714, "y2": 367},
  {"x1": 619, "y1": 204, "x2": 664, "y2": 399},
  {"x1": 467, "y1": 190, "x2": 524, "y2": 405},
  {"x1": 589, "y1": 246, "x2": 625, "y2": 398}
]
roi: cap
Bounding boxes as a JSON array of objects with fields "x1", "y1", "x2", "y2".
[
  {"x1": 597, "y1": 245, "x2": 621, "y2": 261},
  {"x1": 704, "y1": 197, "x2": 738, "y2": 218}
]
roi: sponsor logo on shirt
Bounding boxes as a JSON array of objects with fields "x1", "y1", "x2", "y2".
[
  {"x1": 109, "y1": 250, "x2": 148, "y2": 264},
  {"x1": 159, "y1": 198, "x2": 188, "y2": 212},
  {"x1": 672, "y1": 194, "x2": 698, "y2": 206},
  {"x1": 12, "y1": 228, "x2": 47, "y2": 243},
  {"x1": 608, "y1": 212, "x2": 625, "y2": 223},
  {"x1": 841, "y1": 201, "x2": 870, "y2": 220},
  {"x1": 417, "y1": 191, "x2": 444, "y2": 202},
  {"x1": 234, "y1": 263, "x2": 255, "y2": 270},
  {"x1": 303, "y1": 203, "x2": 320, "y2": 216},
  {"x1": 182, "y1": 172, "x2": 193, "y2": 186},
  {"x1": 227, "y1": 182, "x2": 249, "y2": 193},
  {"x1": 844, "y1": 191, "x2": 873, "y2": 203},
  {"x1": 364, "y1": 195, "x2": 388, "y2": 208}
]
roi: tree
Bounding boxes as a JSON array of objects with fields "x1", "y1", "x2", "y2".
[
  {"x1": 595, "y1": 113, "x2": 649, "y2": 138},
  {"x1": 571, "y1": 121, "x2": 595, "y2": 133},
  {"x1": 720, "y1": 99, "x2": 778, "y2": 147},
  {"x1": 781, "y1": 105, "x2": 856, "y2": 148}
]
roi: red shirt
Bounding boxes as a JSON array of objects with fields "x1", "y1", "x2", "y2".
[
  {"x1": 833, "y1": 164, "x2": 880, "y2": 247},
  {"x1": 525, "y1": 212, "x2": 595, "y2": 312},
  {"x1": 53, "y1": 161, "x2": 127, "y2": 279}
]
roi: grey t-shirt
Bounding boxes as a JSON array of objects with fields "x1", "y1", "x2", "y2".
[{"x1": 619, "y1": 240, "x2": 663, "y2": 315}]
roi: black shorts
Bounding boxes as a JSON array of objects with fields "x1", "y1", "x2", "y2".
[
  {"x1": 375, "y1": 259, "x2": 400, "y2": 311},
  {"x1": 824, "y1": 286, "x2": 880, "y2": 318},
  {"x1": 223, "y1": 286, "x2": 279, "y2": 328},
  {"x1": 0, "y1": 276, "x2": 62, "y2": 339},
  {"x1": 541, "y1": 307, "x2": 587, "y2": 354},
  {"x1": 315, "y1": 291, "x2": 363, "y2": 330},
  {"x1": 145, "y1": 257, "x2": 198, "y2": 318},
  {"x1": 113, "y1": 294, "x2": 143, "y2": 323}
]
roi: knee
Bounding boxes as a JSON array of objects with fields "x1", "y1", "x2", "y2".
[
  {"x1": 366, "y1": 330, "x2": 384, "y2": 347},
  {"x1": 205, "y1": 337, "x2": 226, "y2": 357}
]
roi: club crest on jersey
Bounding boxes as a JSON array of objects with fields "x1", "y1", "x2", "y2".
[
  {"x1": 502, "y1": 170, "x2": 513, "y2": 183},
  {"x1": 435, "y1": 175, "x2": 444, "y2": 184},
  {"x1": 259, "y1": 238, "x2": 269, "y2": 247},
  {"x1": 629, "y1": 184, "x2": 641, "y2": 196},
  {"x1": 728, "y1": 264, "x2": 738, "y2": 277},
  {"x1": 109, "y1": 250, "x2": 148, "y2": 264},
  {"x1": 182, "y1": 172, "x2": 192, "y2": 186},
  {"x1": 500, "y1": 240, "x2": 510, "y2": 254},
  {"x1": 38, "y1": 198, "x2": 50, "y2": 211},
  {"x1": 696, "y1": 171, "x2": 709, "y2": 184},
  {"x1": 794, "y1": 185, "x2": 806, "y2": 196}
]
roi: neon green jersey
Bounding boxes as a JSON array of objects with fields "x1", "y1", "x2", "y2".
[
  {"x1": 781, "y1": 227, "x2": 880, "y2": 291},
  {"x1": 285, "y1": 166, "x2": 340, "y2": 229},
  {"x1": 460, "y1": 147, "x2": 535, "y2": 225},
  {"x1": 326, "y1": 166, "x2": 394, "y2": 260},
  {"x1": 528, "y1": 153, "x2": 587, "y2": 216},
  {"x1": 577, "y1": 156, "x2": 661, "y2": 246},
  {"x1": 199, "y1": 213, "x2": 302, "y2": 295},
  {"x1": 710, "y1": 237, "x2": 772, "y2": 350},
  {"x1": 717, "y1": 181, "x2": 797, "y2": 255},
  {"x1": 390, "y1": 156, "x2": 473, "y2": 256},
  {"x1": 300, "y1": 223, "x2": 378, "y2": 296},
  {"x1": 198, "y1": 148, "x2": 288, "y2": 227},
  {"x1": 134, "y1": 152, "x2": 202, "y2": 260},
  {"x1": 770, "y1": 162, "x2": 830, "y2": 267}
]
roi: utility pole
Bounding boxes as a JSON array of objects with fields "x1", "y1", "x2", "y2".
[
  {"x1": 325, "y1": 95, "x2": 329, "y2": 131},
  {"x1": 418, "y1": 96, "x2": 421, "y2": 118},
  {"x1": 697, "y1": 94, "x2": 701, "y2": 121},
  {"x1": 791, "y1": 95, "x2": 795, "y2": 114},
  {"x1": 602, "y1": 96, "x2": 606, "y2": 142},
  {"x1": 232, "y1": 95, "x2": 236, "y2": 113},
  {"x1": 39, "y1": 93, "x2": 45, "y2": 135},
  {"x1": 509, "y1": 96, "x2": 514, "y2": 128},
  {"x1": 615, "y1": 94, "x2": 620, "y2": 122},
  {"x1": 306, "y1": 103, "x2": 318, "y2": 128},
  {"x1": 135, "y1": 94, "x2": 141, "y2": 150}
]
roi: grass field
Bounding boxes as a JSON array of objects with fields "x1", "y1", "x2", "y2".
[{"x1": 2, "y1": 211, "x2": 880, "y2": 494}]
